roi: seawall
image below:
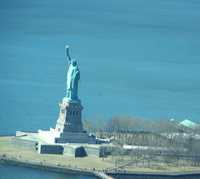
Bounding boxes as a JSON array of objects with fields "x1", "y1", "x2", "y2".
[
  {"x1": 0, "y1": 156, "x2": 95, "y2": 177},
  {"x1": 0, "y1": 156, "x2": 115, "y2": 179},
  {"x1": 2, "y1": 156, "x2": 200, "y2": 179},
  {"x1": 108, "y1": 171, "x2": 200, "y2": 179}
]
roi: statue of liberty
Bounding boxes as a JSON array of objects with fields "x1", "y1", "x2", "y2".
[{"x1": 65, "y1": 45, "x2": 80, "y2": 102}]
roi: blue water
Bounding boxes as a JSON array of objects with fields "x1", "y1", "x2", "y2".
[
  {"x1": 0, "y1": 0, "x2": 200, "y2": 178},
  {"x1": 0, "y1": 165, "x2": 95, "y2": 179}
]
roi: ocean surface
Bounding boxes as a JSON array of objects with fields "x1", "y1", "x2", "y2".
[
  {"x1": 0, "y1": 0, "x2": 200, "y2": 178},
  {"x1": 0, "y1": 165, "x2": 95, "y2": 179}
]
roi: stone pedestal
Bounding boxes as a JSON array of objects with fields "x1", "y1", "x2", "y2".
[
  {"x1": 55, "y1": 99, "x2": 83, "y2": 133},
  {"x1": 54, "y1": 98, "x2": 95, "y2": 143}
]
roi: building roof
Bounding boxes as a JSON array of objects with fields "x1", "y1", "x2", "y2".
[{"x1": 179, "y1": 119, "x2": 197, "y2": 129}]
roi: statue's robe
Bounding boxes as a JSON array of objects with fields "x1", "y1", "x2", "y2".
[{"x1": 66, "y1": 63, "x2": 80, "y2": 100}]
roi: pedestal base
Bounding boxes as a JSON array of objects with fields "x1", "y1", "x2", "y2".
[
  {"x1": 55, "y1": 99, "x2": 83, "y2": 133},
  {"x1": 53, "y1": 98, "x2": 96, "y2": 143},
  {"x1": 55, "y1": 131, "x2": 95, "y2": 144}
]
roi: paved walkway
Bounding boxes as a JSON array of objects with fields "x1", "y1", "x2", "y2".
[{"x1": 93, "y1": 171, "x2": 114, "y2": 179}]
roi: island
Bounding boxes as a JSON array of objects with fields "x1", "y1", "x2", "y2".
[{"x1": 1, "y1": 46, "x2": 200, "y2": 179}]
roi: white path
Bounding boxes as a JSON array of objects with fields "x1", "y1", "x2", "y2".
[{"x1": 93, "y1": 171, "x2": 114, "y2": 179}]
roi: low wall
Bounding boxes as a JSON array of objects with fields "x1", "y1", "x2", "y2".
[
  {"x1": 1, "y1": 156, "x2": 200, "y2": 179},
  {"x1": 0, "y1": 156, "x2": 95, "y2": 178},
  {"x1": 108, "y1": 171, "x2": 200, "y2": 179}
]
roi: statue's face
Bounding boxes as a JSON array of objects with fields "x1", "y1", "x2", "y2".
[{"x1": 72, "y1": 60, "x2": 77, "y2": 66}]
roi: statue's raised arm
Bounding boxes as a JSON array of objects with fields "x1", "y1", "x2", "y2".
[{"x1": 65, "y1": 45, "x2": 71, "y2": 63}]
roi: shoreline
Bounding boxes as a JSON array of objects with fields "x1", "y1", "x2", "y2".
[
  {"x1": 1, "y1": 156, "x2": 200, "y2": 179},
  {"x1": 1, "y1": 136, "x2": 200, "y2": 178},
  {"x1": 0, "y1": 156, "x2": 96, "y2": 177}
]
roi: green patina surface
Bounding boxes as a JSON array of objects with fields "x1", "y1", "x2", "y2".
[{"x1": 65, "y1": 46, "x2": 80, "y2": 102}]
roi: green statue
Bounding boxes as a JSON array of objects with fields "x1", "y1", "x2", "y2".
[{"x1": 65, "y1": 45, "x2": 80, "y2": 102}]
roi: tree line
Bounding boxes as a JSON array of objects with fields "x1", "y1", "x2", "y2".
[{"x1": 84, "y1": 116, "x2": 200, "y2": 167}]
